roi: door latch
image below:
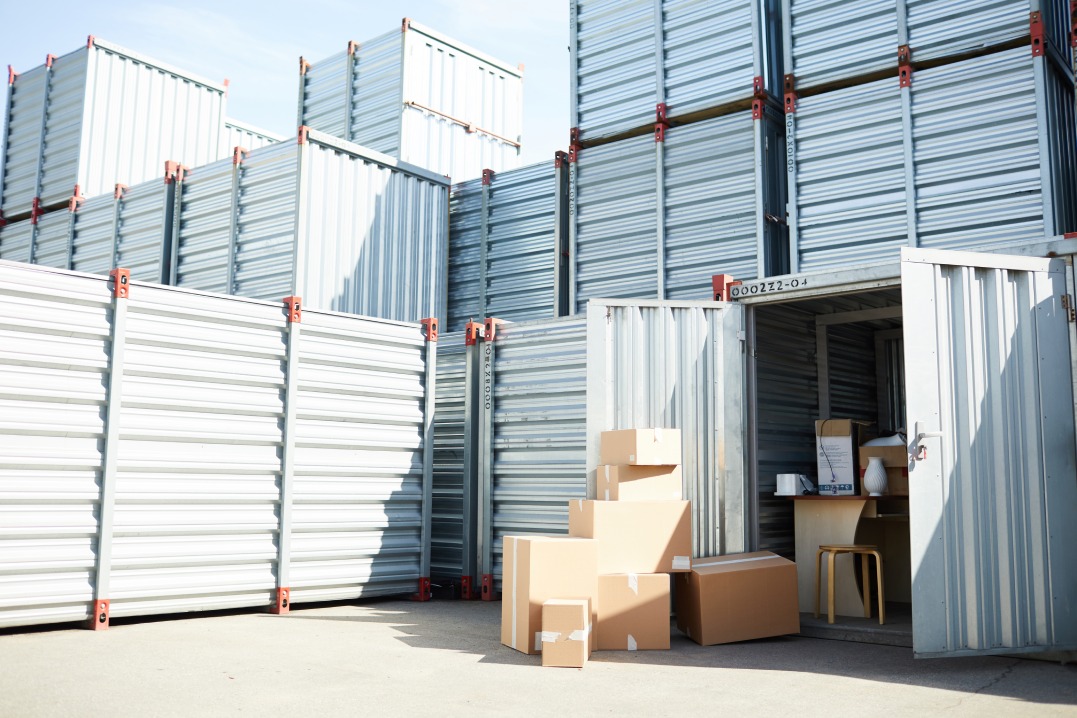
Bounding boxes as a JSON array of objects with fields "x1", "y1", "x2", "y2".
[{"x1": 913, "y1": 421, "x2": 943, "y2": 461}]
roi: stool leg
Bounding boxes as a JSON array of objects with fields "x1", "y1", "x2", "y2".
[
  {"x1": 873, "y1": 551, "x2": 885, "y2": 625},
  {"x1": 827, "y1": 551, "x2": 836, "y2": 625},
  {"x1": 814, "y1": 549, "x2": 823, "y2": 619},
  {"x1": 861, "y1": 553, "x2": 870, "y2": 618}
]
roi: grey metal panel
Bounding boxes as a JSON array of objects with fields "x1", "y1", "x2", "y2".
[
  {"x1": 220, "y1": 119, "x2": 284, "y2": 157},
  {"x1": 301, "y1": 48, "x2": 350, "y2": 139},
  {"x1": 232, "y1": 142, "x2": 300, "y2": 301},
  {"x1": 0, "y1": 263, "x2": 111, "y2": 628},
  {"x1": 398, "y1": 106, "x2": 521, "y2": 183},
  {"x1": 447, "y1": 177, "x2": 483, "y2": 331},
  {"x1": 70, "y1": 193, "x2": 117, "y2": 275},
  {"x1": 172, "y1": 156, "x2": 236, "y2": 293},
  {"x1": 114, "y1": 181, "x2": 173, "y2": 283},
  {"x1": 0, "y1": 218, "x2": 33, "y2": 263},
  {"x1": 902, "y1": 248, "x2": 1077, "y2": 657},
  {"x1": 486, "y1": 316, "x2": 588, "y2": 588},
  {"x1": 430, "y1": 332, "x2": 471, "y2": 582},
  {"x1": 350, "y1": 30, "x2": 404, "y2": 156},
  {"x1": 825, "y1": 323, "x2": 879, "y2": 421},
  {"x1": 907, "y1": 0, "x2": 1061, "y2": 64},
  {"x1": 37, "y1": 48, "x2": 88, "y2": 210},
  {"x1": 585, "y1": 300, "x2": 748, "y2": 558},
  {"x1": 29, "y1": 209, "x2": 73, "y2": 269},
  {"x1": 783, "y1": 0, "x2": 898, "y2": 91},
  {"x1": 1, "y1": 65, "x2": 48, "y2": 217},
  {"x1": 289, "y1": 311, "x2": 428, "y2": 602},
  {"x1": 573, "y1": 134, "x2": 658, "y2": 309},
  {"x1": 108, "y1": 285, "x2": 286, "y2": 618}
]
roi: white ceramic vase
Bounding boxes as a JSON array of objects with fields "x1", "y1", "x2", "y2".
[{"x1": 863, "y1": 456, "x2": 888, "y2": 496}]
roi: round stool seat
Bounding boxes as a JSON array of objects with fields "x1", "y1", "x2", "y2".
[
  {"x1": 815, "y1": 544, "x2": 885, "y2": 625},
  {"x1": 819, "y1": 544, "x2": 876, "y2": 552}
]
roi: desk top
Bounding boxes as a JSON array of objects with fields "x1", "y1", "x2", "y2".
[{"x1": 786, "y1": 494, "x2": 908, "y2": 500}]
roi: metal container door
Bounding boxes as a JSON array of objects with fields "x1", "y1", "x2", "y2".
[{"x1": 902, "y1": 247, "x2": 1077, "y2": 657}]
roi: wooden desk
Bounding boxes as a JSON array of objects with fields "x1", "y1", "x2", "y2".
[{"x1": 790, "y1": 496, "x2": 910, "y2": 617}]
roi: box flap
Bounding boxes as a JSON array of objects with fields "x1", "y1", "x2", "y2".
[{"x1": 690, "y1": 551, "x2": 791, "y2": 575}]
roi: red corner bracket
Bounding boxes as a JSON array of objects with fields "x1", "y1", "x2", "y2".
[
  {"x1": 481, "y1": 169, "x2": 495, "y2": 186},
  {"x1": 412, "y1": 577, "x2": 432, "y2": 602},
  {"x1": 783, "y1": 74, "x2": 798, "y2": 114},
  {"x1": 284, "y1": 296, "x2": 302, "y2": 323},
  {"x1": 483, "y1": 317, "x2": 504, "y2": 343},
  {"x1": 299, "y1": 57, "x2": 311, "y2": 76},
  {"x1": 712, "y1": 274, "x2": 742, "y2": 302},
  {"x1": 114, "y1": 183, "x2": 129, "y2": 200},
  {"x1": 1031, "y1": 11, "x2": 1046, "y2": 56},
  {"x1": 90, "y1": 599, "x2": 110, "y2": 630},
  {"x1": 465, "y1": 321, "x2": 484, "y2": 346},
  {"x1": 30, "y1": 197, "x2": 43, "y2": 225},
  {"x1": 654, "y1": 103, "x2": 670, "y2": 143},
  {"x1": 421, "y1": 317, "x2": 439, "y2": 342},
  {"x1": 480, "y1": 574, "x2": 495, "y2": 601},
  {"x1": 232, "y1": 146, "x2": 249, "y2": 166},
  {"x1": 898, "y1": 45, "x2": 912, "y2": 87},
  {"x1": 7, "y1": 65, "x2": 16, "y2": 86},
  {"x1": 460, "y1": 575, "x2": 476, "y2": 600},
  {"x1": 110, "y1": 268, "x2": 131, "y2": 299},
  {"x1": 270, "y1": 588, "x2": 290, "y2": 614},
  {"x1": 554, "y1": 150, "x2": 568, "y2": 168},
  {"x1": 297, "y1": 125, "x2": 310, "y2": 145}
]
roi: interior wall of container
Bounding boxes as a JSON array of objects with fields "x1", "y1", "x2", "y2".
[
  {"x1": 749, "y1": 287, "x2": 905, "y2": 556},
  {"x1": 787, "y1": 47, "x2": 1077, "y2": 272}
]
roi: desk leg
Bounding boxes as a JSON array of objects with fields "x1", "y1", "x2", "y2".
[
  {"x1": 873, "y1": 550, "x2": 885, "y2": 625},
  {"x1": 827, "y1": 551, "x2": 836, "y2": 624},
  {"x1": 814, "y1": 549, "x2": 823, "y2": 619},
  {"x1": 861, "y1": 553, "x2": 870, "y2": 618}
]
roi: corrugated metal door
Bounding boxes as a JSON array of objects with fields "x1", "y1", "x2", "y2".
[
  {"x1": 902, "y1": 247, "x2": 1077, "y2": 657},
  {"x1": 70, "y1": 193, "x2": 118, "y2": 275},
  {"x1": 480, "y1": 316, "x2": 588, "y2": 589},
  {"x1": 113, "y1": 182, "x2": 174, "y2": 284},
  {"x1": 170, "y1": 155, "x2": 236, "y2": 293},
  {"x1": 0, "y1": 219, "x2": 34, "y2": 263},
  {"x1": 1, "y1": 64, "x2": 48, "y2": 218},
  {"x1": 447, "y1": 177, "x2": 483, "y2": 331},
  {"x1": 585, "y1": 300, "x2": 748, "y2": 557},
  {"x1": 349, "y1": 31, "x2": 405, "y2": 155}
]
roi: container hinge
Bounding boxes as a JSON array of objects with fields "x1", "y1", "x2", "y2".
[
  {"x1": 783, "y1": 74, "x2": 797, "y2": 114},
  {"x1": 654, "y1": 103, "x2": 670, "y2": 143},
  {"x1": 1063, "y1": 294, "x2": 1076, "y2": 323},
  {"x1": 110, "y1": 268, "x2": 131, "y2": 299},
  {"x1": 764, "y1": 212, "x2": 786, "y2": 225},
  {"x1": 283, "y1": 296, "x2": 302, "y2": 323},
  {"x1": 421, "y1": 317, "x2": 439, "y2": 342},
  {"x1": 712, "y1": 274, "x2": 743, "y2": 302},
  {"x1": 1031, "y1": 11, "x2": 1046, "y2": 56},
  {"x1": 465, "y1": 321, "x2": 484, "y2": 346},
  {"x1": 484, "y1": 317, "x2": 504, "y2": 343},
  {"x1": 898, "y1": 45, "x2": 912, "y2": 87}
]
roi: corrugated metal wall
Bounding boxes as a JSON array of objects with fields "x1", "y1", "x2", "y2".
[
  {"x1": 480, "y1": 316, "x2": 588, "y2": 589},
  {"x1": 0, "y1": 65, "x2": 48, "y2": 219},
  {"x1": 447, "y1": 176, "x2": 483, "y2": 331},
  {"x1": 902, "y1": 249, "x2": 1077, "y2": 657},
  {"x1": 349, "y1": 30, "x2": 405, "y2": 155},
  {"x1": 220, "y1": 120, "x2": 283, "y2": 158},
  {"x1": 585, "y1": 300, "x2": 748, "y2": 558},
  {"x1": 70, "y1": 193, "x2": 116, "y2": 275},
  {"x1": 171, "y1": 155, "x2": 236, "y2": 293},
  {"x1": 0, "y1": 261, "x2": 437, "y2": 629}
]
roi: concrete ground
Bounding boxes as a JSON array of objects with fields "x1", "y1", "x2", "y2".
[{"x1": 1, "y1": 599, "x2": 1075, "y2": 717}]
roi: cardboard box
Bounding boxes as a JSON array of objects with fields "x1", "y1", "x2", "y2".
[
  {"x1": 674, "y1": 551, "x2": 799, "y2": 646},
  {"x1": 600, "y1": 428, "x2": 682, "y2": 465},
  {"x1": 597, "y1": 574, "x2": 671, "y2": 651},
  {"x1": 568, "y1": 499, "x2": 691, "y2": 574},
  {"x1": 597, "y1": 465, "x2": 682, "y2": 501},
  {"x1": 501, "y1": 536, "x2": 598, "y2": 655},
  {"x1": 815, "y1": 419, "x2": 868, "y2": 495},
  {"x1": 541, "y1": 599, "x2": 592, "y2": 668}
]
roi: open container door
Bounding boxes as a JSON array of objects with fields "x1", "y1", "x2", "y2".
[{"x1": 901, "y1": 247, "x2": 1077, "y2": 658}]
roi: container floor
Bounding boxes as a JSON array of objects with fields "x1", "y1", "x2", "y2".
[{"x1": 798, "y1": 601, "x2": 913, "y2": 648}]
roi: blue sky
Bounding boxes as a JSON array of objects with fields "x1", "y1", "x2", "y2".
[{"x1": 0, "y1": 0, "x2": 569, "y2": 167}]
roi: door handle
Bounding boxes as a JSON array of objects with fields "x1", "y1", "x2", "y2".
[{"x1": 912, "y1": 421, "x2": 943, "y2": 461}]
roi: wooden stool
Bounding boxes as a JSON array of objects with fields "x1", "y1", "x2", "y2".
[{"x1": 814, "y1": 544, "x2": 885, "y2": 625}]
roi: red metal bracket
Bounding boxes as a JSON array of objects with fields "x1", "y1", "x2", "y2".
[
  {"x1": 482, "y1": 169, "x2": 495, "y2": 186},
  {"x1": 222, "y1": 78, "x2": 230, "y2": 98},
  {"x1": 270, "y1": 587, "x2": 290, "y2": 615},
  {"x1": 68, "y1": 193, "x2": 85, "y2": 212},
  {"x1": 7, "y1": 66, "x2": 16, "y2": 85},
  {"x1": 654, "y1": 102, "x2": 670, "y2": 143},
  {"x1": 30, "y1": 197, "x2": 42, "y2": 225},
  {"x1": 568, "y1": 146, "x2": 579, "y2": 163},
  {"x1": 347, "y1": 40, "x2": 359, "y2": 55},
  {"x1": 421, "y1": 317, "x2": 439, "y2": 342},
  {"x1": 297, "y1": 125, "x2": 310, "y2": 145},
  {"x1": 402, "y1": 17, "x2": 412, "y2": 31},
  {"x1": 898, "y1": 45, "x2": 912, "y2": 87},
  {"x1": 712, "y1": 274, "x2": 742, "y2": 301},
  {"x1": 460, "y1": 575, "x2": 474, "y2": 600},
  {"x1": 481, "y1": 574, "x2": 495, "y2": 601},
  {"x1": 0, "y1": 211, "x2": 6, "y2": 228},
  {"x1": 483, "y1": 317, "x2": 504, "y2": 343},
  {"x1": 554, "y1": 150, "x2": 568, "y2": 169},
  {"x1": 752, "y1": 98, "x2": 764, "y2": 120},
  {"x1": 753, "y1": 75, "x2": 765, "y2": 98},
  {"x1": 114, "y1": 183, "x2": 129, "y2": 200},
  {"x1": 783, "y1": 74, "x2": 797, "y2": 114},
  {"x1": 164, "y1": 161, "x2": 189, "y2": 184},
  {"x1": 110, "y1": 268, "x2": 131, "y2": 299},
  {"x1": 87, "y1": 35, "x2": 96, "y2": 49},
  {"x1": 232, "y1": 146, "x2": 249, "y2": 166},
  {"x1": 1031, "y1": 11, "x2": 1046, "y2": 56},
  {"x1": 411, "y1": 577, "x2": 432, "y2": 602},
  {"x1": 299, "y1": 57, "x2": 311, "y2": 76},
  {"x1": 284, "y1": 296, "x2": 302, "y2": 323},
  {"x1": 465, "y1": 321, "x2": 484, "y2": 346},
  {"x1": 45, "y1": 54, "x2": 57, "y2": 68},
  {"x1": 90, "y1": 599, "x2": 110, "y2": 630}
]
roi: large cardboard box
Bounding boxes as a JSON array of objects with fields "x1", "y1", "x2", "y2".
[
  {"x1": 597, "y1": 465, "x2": 682, "y2": 501},
  {"x1": 541, "y1": 599, "x2": 592, "y2": 668},
  {"x1": 674, "y1": 551, "x2": 799, "y2": 646},
  {"x1": 600, "y1": 428, "x2": 682, "y2": 465},
  {"x1": 501, "y1": 536, "x2": 598, "y2": 655},
  {"x1": 568, "y1": 499, "x2": 691, "y2": 574},
  {"x1": 597, "y1": 574, "x2": 671, "y2": 650},
  {"x1": 815, "y1": 419, "x2": 867, "y2": 495}
]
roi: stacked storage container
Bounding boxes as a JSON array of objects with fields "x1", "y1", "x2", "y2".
[
  {"x1": 220, "y1": 119, "x2": 284, "y2": 157},
  {"x1": 299, "y1": 19, "x2": 524, "y2": 182},
  {"x1": 446, "y1": 154, "x2": 570, "y2": 331},
  {"x1": 568, "y1": 0, "x2": 787, "y2": 311},
  {"x1": 783, "y1": 0, "x2": 1077, "y2": 271}
]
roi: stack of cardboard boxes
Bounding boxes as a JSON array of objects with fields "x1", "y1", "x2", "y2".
[{"x1": 501, "y1": 428, "x2": 800, "y2": 668}]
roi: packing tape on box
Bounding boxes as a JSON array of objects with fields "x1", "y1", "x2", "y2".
[
  {"x1": 577, "y1": 499, "x2": 583, "y2": 511},
  {"x1": 541, "y1": 631, "x2": 561, "y2": 644},
  {"x1": 629, "y1": 454, "x2": 636, "y2": 463},
  {"x1": 568, "y1": 628, "x2": 588, "y2": 642},
  {"x1": 627, "y1": 634, "x2": 637, "y2": 651},
  {"x1": 511, "y1": 538, "x2": 518, "y2": 650},
  {"x1": 672, "y1": 555, "x2": 690, "y2": 570},
  {"x1": 692, "y1": 555, "x2": 774, "y2": 569},
  {"x1": 628, "y1": 573, "x2": 638, "y2": 595},
  {"x1": 535, "y1": 632, "x2": 542, "y2": 651},
  {"x1": 604, "y1": 490, "x2": 610, "y2": 501}
]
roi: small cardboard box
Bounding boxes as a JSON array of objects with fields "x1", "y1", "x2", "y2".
[
  {"x1": 541, "y1": 598, "x2": 592, "y2": 668},
  {"x1": 501, "y1": 536, "x2": 598, "y2": 655},
  {"x1": 674, "y1": 551, "x2": 799, "y2": 646},
  {"x1": 568, "y1": 499, "x2": 691, "y2": 574},
  {"x1": 815, "y1": 419, "x2": 868, "y2": 495},
  {"x1": 597, "y1": 574, "x2": 671, "y2": 651},
  {"x1": 600, "y1": 428, "x2": 682, "y2": 465},
  {"x1": 597, "y1": 465, "x2": 682, "y2": 501}
]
